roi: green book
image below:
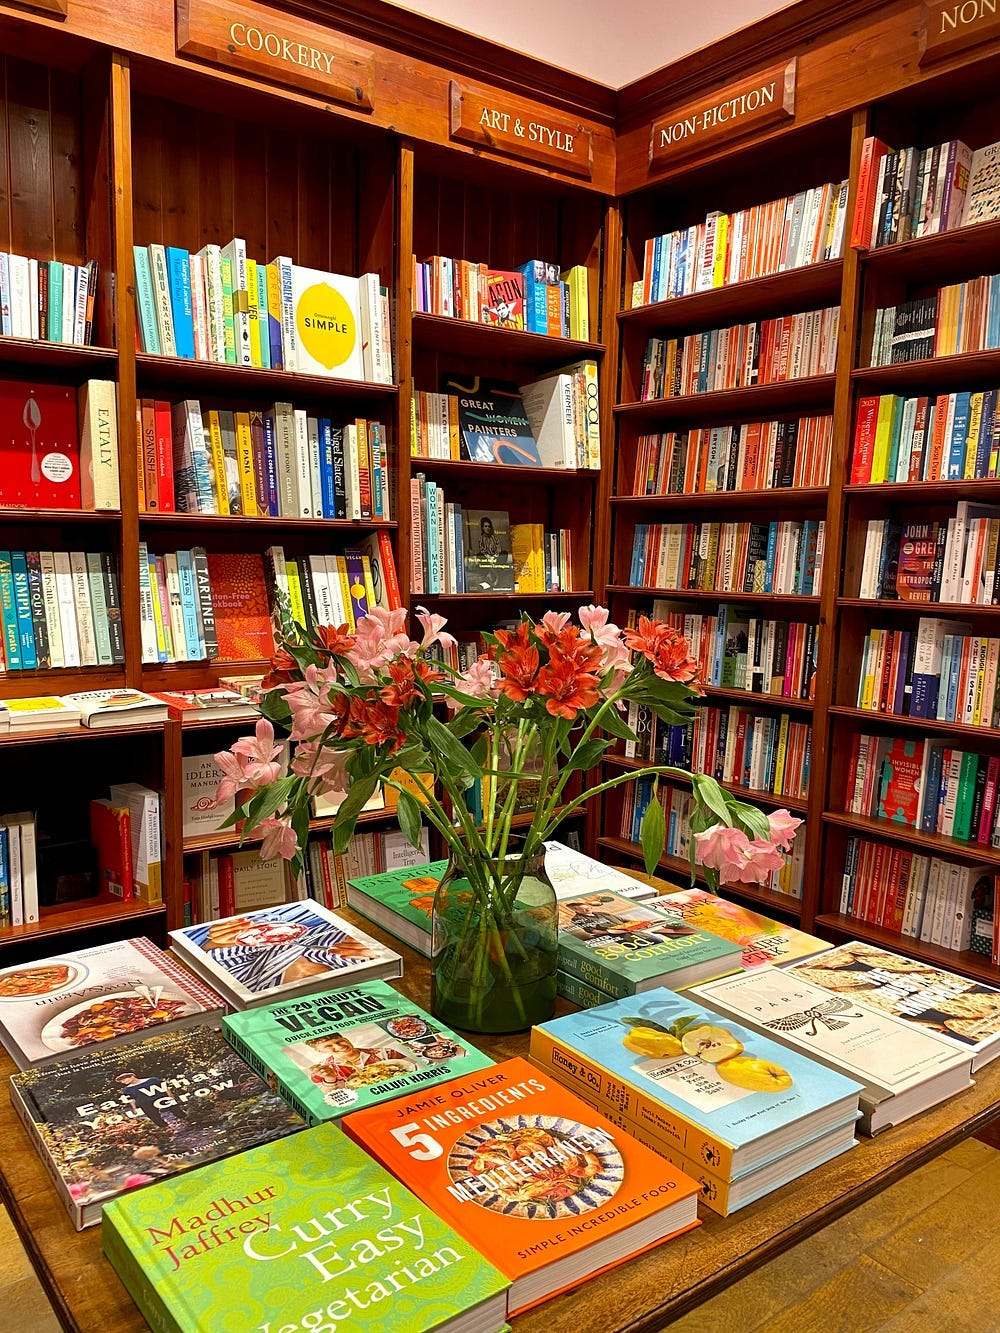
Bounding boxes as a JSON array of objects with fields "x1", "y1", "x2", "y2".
[
  {"x1": 223, "y1": 980, "x2": 493, "y2": 1124},
  {"x1": 345, "y1": 860, "x2": 448, "y2": 956},
  {"x1": 555, "y1": 968, "x2": 611, "y2": 1009},
  {"x1": 219, "y1": 255, "x2": 237, "y2": 365},
  {"x1": 953, "y1": 750, "x2": 980, "y2": 843},
  {"x1": 556, "y1": 891, "x2": 742, "y2": 998},
  {"x1": 102, "y1": 1123, "x2": 510, "y2": 1333},
  {"x1": 47, "y1": 259, "x2": 64, "y2": 344}
]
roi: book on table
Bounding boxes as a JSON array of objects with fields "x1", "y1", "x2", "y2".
[
  {"x1": 60, "y1": 688, "x2": 170, "y2": 728},
  {"x1": 690, "y1": 966, "x2": 974, "y2": 1135},
  {"x1": 223, "y1": 979, "x2": 493, "y2": 1124},
  {"x1": 102, "y1": 1123, "x2": 510, "y2": 1333},
  {"x1": 10, "y1": 1023, "x2": 304, "y2": 1228},
  {"x1": 342, "y1": 1055, "x2": 700, "y2": 1315},
  {"x1": 648, "y1": 887, "x2": 832, "y2": 970},
  {"x1": 169, "y1": 899, "x2": 403, "y2": 1009}
]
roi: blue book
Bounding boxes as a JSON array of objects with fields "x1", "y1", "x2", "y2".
[
  {"x1": 0, "y1": 552, "x2": 20, "y2": 671},
  {"x1": 763, "y1": 523, "x2": 779, "y2": 593},
  {"x1": 945, "y1": 635, "x2": 963, "y2": 720},
  {"x1": 947, "y1": 391, "x2": 971, "y2": 479},
  {"x1": 329, "y1": 426, "x2": 347, "y2": 520},
  {"x1": 712, "y1": 605, "x2": 727, "y2": 686},
  {"x1": 318, "y1": 419, "x2": 336, "y2": 518},
  {"x1": 936, "y1": 636, "x2": 956, "y2": 721},
  {"x1": 516, "y1": 262, "x2": 547, "y2": 334},
  {"x1": 697, "y1": 333, "x2": 711, "y2": 394},
  {"x1": 131, "y1": 246, "x2": 160, "y2": 355},
  {"x1": 175, "y1": 550, "x2": 204, "y2": 659},
  {"x1": 988, "y1": 274, "x2": 1000, "y2": 350},
  {"x1": 922, "y1": 744, "x2": 945, "y2": 831},
  {"x1": 370, "y1": 422, "x2": 384, "y2": 519},
  {"x1": 255, "y1": 264, "x2": 270, "y2": 369},
  {"x1": 164, "y1": 247, "x2": 195, "y2": 360},
  {"x1": 10, "y1": 551, "x2": 36, "y2": 670},
  {"x1": 261, "y1": 413, "x2": 280, "y2": 516},
  {"x1": 975, "y1": 389, "x2": 997, "y2": 478}
]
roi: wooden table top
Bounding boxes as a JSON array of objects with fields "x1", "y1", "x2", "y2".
[{"x1": 3, "y1": 904, "x2": 1000, "y2": 1333}]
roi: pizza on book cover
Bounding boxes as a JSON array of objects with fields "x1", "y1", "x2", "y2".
[
  {"x1": 441, "y1": 374, "x2": 542, "y2": 467},
  {"x1": 204, "y1": 551, "x2": 275, "y2": 662},
  {"x1": 649, "y1": 888, "x2": 832, "y2": 970},
  {"x1": 342, "y1": 1056, "x2": 700, "y2": 1314},
  {"x1": 0, "y1": 937, "x2": 224, "y2": 1069},
  {"x1": 223, "y1": 979, "x2": 493, "y2": 1124},
  {"x1": 169, "y1": 899, "x2": 402, "y2": 1008},
  {"x1": 462, "y1": 508, "x2": 516, "y2": 592},
  {"x1": 481, "y1": 270, "x2": 525, "y2": 329},
  {"x1": 102, "y1": 1124, "x2": 509, "y2": 1333},
  {"x1": 0, "y1": 383, "x2": 81, "y2": 509},
  {"x1": 10, "y1": 1024, "x2": 304, "y2": 1228}
]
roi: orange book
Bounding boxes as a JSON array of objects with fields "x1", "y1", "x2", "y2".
[
  {"x1": 90, "y1": 799, "x2": 134, "y2": 901},
  {"x1": 134, "y1": 402, "x2": 146, "y2": 511},
  {"x1": 204, "y1": 551, "x2": 276, "y2": 662},
  {"x1": 342, "y1": 1056, "x2": 700, "y2": 1316}
]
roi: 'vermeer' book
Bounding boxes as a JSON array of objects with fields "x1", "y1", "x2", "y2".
[
  {"x1": 10, "y1": 1023, "x2": 304, "y2": 1228},
  {"x1": 691, "y1": 967, "x2": 973, "y2": 1134},
  {"x1": 0, "y1": 937, "x2": 224, "y2": 1070},
  {"x1": 169, "y1": 900, "x2": 403, "y2": 1010},
  {"x1": 649, "y1": 889, "x2": 832, "y2": 970},
  {"x1": 342, "y1": 1056, "x2": 701, "y2": 1315},
  {"x1": 223, "y1": 979, "x2": 493, "y2": 1124},
  {"x1": 102, "y1": 1124, "x2": 510, "y2": 1333},
  {"x1": 557, "y1": 892, "x2": 742, "y2": 997},
  {"x1": 785, "y1": 941, "x2": 1000, "y2": 1073},
  {"x1": 345, "y1": 861, "x2": 449, "y2": 955}
]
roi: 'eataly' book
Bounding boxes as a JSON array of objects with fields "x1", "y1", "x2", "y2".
[
  {"x1": 691, "y1": 967, "x2": 973, "y2": 1135},
  {"x1": 169, "y1": 899, "x2": 402, "y2": 1009},
  {"x1": 102, "y1": 1124, "x2": 510, "y2": 1333},
  {"x1": 223, "y1": 980, "x2": 493, "y2": 1124},
  {"x1": 342, "y1": 1056, "x2": 701, "y2": 1315},
  {"x1": 649, "y1": 888, "x2": 832, "y2": 971},
  {"x1": 10, "y1": 1024, "x2": 304, "y2": 1228}
]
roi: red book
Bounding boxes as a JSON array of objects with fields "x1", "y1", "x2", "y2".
[
  {"x1": 851, "y1": 396, "x2": 880, "y2": 483},
  {"x1": 140, "y1": 400, "x2": 159, "y2": 512},
  {"x1": 0, "y1": 383, "x2": 80, "y2": 509},
  {"x1": 205, "y1": 551, "x2": 276, "y2": 662},
  {"x1": 482, "y1": 269, "x2": 525, "y2": 330},
  {"x1": 153, "y1": 400, "x2": 175, "y2": 512},
  {"x1": 851, "y1": 137, "x2": 892, "y2": 249},
  {"x1": 877, "y1": 738, "x2": 925, "y2": 825},
  {"x1": 216, "y1": 853, "x2": 236, "y2": 917},
  {"x1": 886, "y1": 849, "x2": 913, "y2": 931},
  {"x1": 89, "y1": 799, "x2": 134, "y2": 901}
]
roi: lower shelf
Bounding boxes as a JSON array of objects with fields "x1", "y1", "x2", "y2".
[
  {"x1": 814, "y1": 912, "x2": 1000, "y2": 985},
  {"x1": 0, "y1": 898, "x2": 165, "y2": 946}
]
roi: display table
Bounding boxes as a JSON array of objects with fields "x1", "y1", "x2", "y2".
[{"x1": 3, "y1": 909, "x2": 1000, "y2": 1333}]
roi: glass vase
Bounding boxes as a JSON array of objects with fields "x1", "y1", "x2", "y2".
[{"x1": 430, "y1": 844, "x2": 558, "y2": 1034}]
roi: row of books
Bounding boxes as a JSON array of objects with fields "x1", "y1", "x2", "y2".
[
  {"x1": 0, "y1": 550, "x2": 123, "y2": 673},
  {"x1": 852, "y1": 135, "x2": 999, "y2": 250},
  {"x1": 635, "y1": 179, "x2": 849, "y2": 306},
  {"x1": 0, "y1": 812, "x2": 37, "y2": 927},
  {"x1": 858, "y1": 506, "x2": 1000, "y2": 605},
  {"x1": 855, "y1": 620, "x2": 1000, "y2": 728},
  {"x1": 629, "y1": 518, "x2": 826, "y2": 596},
  {"x1": 133, "y1": 243, "x2": 392, "y2": 382},
  {"x1": 870, "y1": 272, "x2": 1000, "y2": 366},
  {"x1": 851, "y1": 388, "x2": 1000, "y2": 485},
  {"x1": 631, "y1": 415, "x2": 833, "y2": 496},
  {"x1": 640, "y1": 305, "x2": 840, "y2": 400},
  {"x1": 139, "y1": 398, "x2": 392, "y2": 522},
  {"x1": 838, "y1": 834, "x2": 995, "y2": 956},
  {"x1": 0, "y1": 381, "x2": 119, "y2": 512},
  {"x1": 846, "y1": 732, "x2": 1000, "y2": 850},
  {"x1": 0, "y1": 254, "x2": 99, "y2": 344},
  {"x1": 412, "y1": 255, "x2": 590, "y2": 339}
]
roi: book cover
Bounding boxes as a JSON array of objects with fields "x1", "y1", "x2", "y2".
[
  {"x1": 342, "y1": 1057, "x2": 701, "y2": 1314},
  {"x1": 102, "y1": 1124, "x2": 509, "y2": 1333},
  {"x1": 169, "y1": 900, "x2": 403, "y2": 1009},
  {"x1": 11, "y1": 1024, "x2": 303, "y2": 1227},
  {"x1": 90, "y1": 799, "x2": 134, "y2": 902},
  {"x1": 345, "y1": 861, "x2": 448, "y2": 955},
  {"x1": 649, "y1": 888, "x2": 832, "y2": 969},
  {"x1": 223, "y1": 979, "x2": 493, "y2": 1124},
  {"x1": 442, "y1": 374, "x2": 542, "y2": 467},
  {"x1": 462, "y1": 508, "x2": 516, "y2": 592},
  {"x1": 61, "y1": 688, "x2": 170, "y2": 728},
  {"x1": 182, "y1": 753, "x2": 233, "y2": 838},
  {"x1": 0, "y1": 384, "x2": 80, "y2": 509},
  {"x1": 481, "y1": 269, "x2": 525, "y2": 329},
  {"x1": 204, "y1": 552, "x2": 275, "y2": 662},
  {"x1": 289, "y1": 265, "x2": 363, "y2": 380}
]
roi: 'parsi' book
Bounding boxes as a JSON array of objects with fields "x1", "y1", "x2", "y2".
[
  {"x1": 102, "y1": 1124, "x2": 510, "y2": 1333},
  {"x1": 530, "y1": 988, "x2": 861, "y2": 1214},
  {"x1": 0, "y1": 937, "x2": 224, "y2": 1070},
  {"x1": 223, "y1": 980, "x2": 493, "y2": 1124},
  {"x1": 345, "y1": 860, "x2": 449, "y2": 955},
  {"x1": 11, "y1": 1024, "x2": 304, "y2": 1228},
  {"x1": 169, "y1": 899, "x2": 403, "y2": 1009},
  {"x1": 690, "y1": 967, "x2": 973, "y2": 1135},
  {"x1": 557, "y1": 891, "x2": 742, "y2": 997},
  {"x1": 649, "y1": 888, "x2": 832, "y2": 970},
  {"x1": 342, "y1": 1056, "x2": 701, "y2": 1315},
  {"x1": 784, "y1": 941, "x2": 1000, "y2": 1073}
]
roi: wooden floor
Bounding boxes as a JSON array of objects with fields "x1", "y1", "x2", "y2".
[{"x1": 4, "y1": 1138, "x2": 1000, "y2": 1330}]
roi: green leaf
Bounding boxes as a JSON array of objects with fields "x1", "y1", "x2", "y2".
[
  {"x1": 565, "y1": 737, "x2": 609, "y2": 773},
  {"x1": 426, "y1": 716, "x2": 480, "y2": 788},
  {"x1": 734, "y1": 802, "x2": 772, "y2": 842},
  {"x1": 242, "y1": 777, "x2": 295, "y2": 831},
  {"x1": 619, "y1": 1016, "x2": 672, "y2": 1033},
  {"x1": 395, "y1": 788, "x2": 425, "y2": 850},
  {"x1": 691, "y1": 774, "x2": 732, "y2": 826},
  {"x1": 598, "y1": 708, "x2": 640, "y2": 744},
  {"x1": 640, "y1": 796, "x2": 666, "y2": 876},
  {"x1": 331, "y1": 775, "x2": 380, "y2": 854}
]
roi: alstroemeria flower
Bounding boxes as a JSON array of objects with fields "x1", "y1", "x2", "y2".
[
  {"x1": 767, "y1": 809, "x2": 802, "y2": 850},
  {"x1": 415, "y1": 606, "x2": 456, "y2": 651},
  {"x1": 254, "y1": 817, "x2": 298, "y2": 861}
]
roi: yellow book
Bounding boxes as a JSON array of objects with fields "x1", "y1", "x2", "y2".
[
  {"x1": 940, "y1": 283, "x2": 960, "y2": 356},
  {"x1": 773, "y1": 712, "x2": 790, "y2": 795},
  {"x1": 973, "y1": 635, "x2": 989, "y2": 724},
  {"x1": 448, "y1": 395, "x2": 461, "y2": 460},
  {"x1": 510, "y1": 523, "x2": 535, "y2": 593},
  {"x1": 562, "y1": 265, "x2": 590, "y2": 340},
  {"x1": 964, "y1": 392, "x2": 984, "y2": 479},
  {"x1": 334, "y1": 555, "x2": 355, "y2": 632},
  {"x1": 284, "y1": 559, "x2": 306, "y2": 630},
  {"x1": 532, "y1": 522, "x2": 547, "y2": 592},
  {"x1": 870, "y1": 395, "x2": 897, "y2": 483},
  {"x1": 204, "y1": 409, "x2": 230, "y2": 516},
  {"x1": 383, "y1": 769, "x2": 434, "y2": 808},
  {"x1": 134, "y1": 403, "x2": 146, "y2": 511},
  {"x1": 712, "y1": 213, "x2": 729, "y2": 288},
  {"x1": 265, "y1": 263, "x2": 283, "y2": 368},
  {"x1": 360, "y1": 554, "x2": 377, "y2": 610},
  {"x1": 147, "y1": 555, "x2": 168, "y2": 661},
  {"x1": 234, "y1": 411, "x2": 259, "y2": 517},
  {"x1": 409, "y1": 394, "x2": 419, "y2": 457},
  {"x1": 860, "y1": 630, "x2": 880, "y2": 710},
  {"x1": 246, "y1": 258, "x2": 262, "y2": 368}
]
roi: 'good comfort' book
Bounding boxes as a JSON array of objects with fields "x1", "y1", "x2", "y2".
[
  {"x1": 649, "y1": 888, "x2": 832, "y2": 970},
  {"x1": 223, "y1": 979, "x2": 493, "y2": 1123},
  {"x1": 342, "y1": 1056, "x2": 700, "y2": 1315},
  {"x1": 170, "y1": 899, "x2": 403, "y2": 1009}
]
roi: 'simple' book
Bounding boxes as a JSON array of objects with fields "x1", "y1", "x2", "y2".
[{"x1": 649, "y1": 888, "x2": 832, "y2": 970}]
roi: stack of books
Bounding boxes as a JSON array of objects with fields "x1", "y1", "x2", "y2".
[
  {"x1": 0, "y1": 549, "x2": 124, "y2": 672},
  {"x1": 857, "y1": 507, "x2": 1000, "y2": 606},
  {"x1": 632, "y1": 415, "x2": 833, "y2": 496},
  {"x1": 649, "y1": 888, "x2": 831, "y2": 969},
  {"x1": 852, "y1": 622, "x2": 1000, "y2": 727},
  {"x1": 0, "y1": 810, "x2": 37, "y2": 927},
  {"x1": 0, "y1": 253, "x2": 99, "y2": 343},
  {"x1": 851, "y1": 388, "x2": 1000, "y2": 486},
  {"x1": 870, "y1": 271, "x2": 1000, "y2": 365}
]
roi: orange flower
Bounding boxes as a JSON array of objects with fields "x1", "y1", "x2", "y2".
[
  {"x1": 535, "y1": 647, "x2": 601, "y2": 719},
  {"x1": 314, "y1": 624, "x2": 356, "y2": 656},
  {"x1": 624, "y1": 616, "x2": 703, "y2": 686},
  {"x1": 261, "y1": 647, "x2": 296, "y2": 690},
  {"x1": 493, "y1": 623, "x2": 540, "y2": 703},
  {"x1": 347, "y1": 693, "x2": 405, "y2": 751}
]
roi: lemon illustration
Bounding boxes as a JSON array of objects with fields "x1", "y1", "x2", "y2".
[
  {"x1": 680, "y1": 1025, "x2": 744, "y2": 1063},
  {"x1": 622, "y1": 1027, "x2": 684, "y2": 1058},
  {"x1": 715, "y1": 1056, "x2": 793, "y2": 1092}
]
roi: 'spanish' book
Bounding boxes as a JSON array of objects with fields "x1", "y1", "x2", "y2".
[
  {"x1": 345, "y1": 860, "x2": 448, "y2": 955},
  {"x1": 649, "y1": 888, "x2": 832, "y2": 970},
  {"x1": 342, "y1": 1056, "x2": 700, "y2": 1314},
  {"x1": 531, "y1": 988, "x2": 861, "y2": 1213},
  {"x1": 691, "y1": 966, "x2": 973, "y2": 1134},
  {"x1": 786, "y1": 941, "x2": 1000, "y2": 1072},
  {"x1": 223, "y1": 979, "x2": 493, "y2": 1123},
  {"x1": 102, "y1": 1124, "x2": 510, "y2": 1333},
  {"x1": 169, "y1": 899, "x2": 403, "y2": 1009},
  {"x1": 0, "y1": 936, "x2": 224, "y2": 1069},
  {"x1": 557, "y1": 891, "x2": 742, "y2": 997},
  {"x1": 11, "y1": 1023, "x2": 303, "y2": 1227}
]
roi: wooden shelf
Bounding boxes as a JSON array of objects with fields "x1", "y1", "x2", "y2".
[
  {"x1": 412, "y1": 590, "x2": 593, "y2": 602},
  {"x1": 822, "y1": 810, "x2": 1000, "y2": 868},
  {"x1": 183, "y1": 806, "x2": 398, "y2": 854},
  {"x1": 608, "y1": 585, "x2": 820, "y2": 608},
  {"x1": 139, "y1": 513, "x2": 397, "y2": 531},
  {"x1": 135, "y1": 354, "x2": 399, "y2": 403},
  {"x1": 837, "y1": 597, "x2": 1000, "y2": 617},
  {"x1": 0, "y1": 898, "x2": 164, "y2": 946},
  {"x1": 611, "y1": 487, "x2": 828, "y2": 513},
  {"x1": 616, "y1": 375, "x2": 837, "y2": 424},
  {"x1": 702, "y1": 685, "x2": 813, "y2": 712},
  {"x1": 618, "y1": 261, "x2": 844, "y2": 335},
  {"x1": 814, "y1": 913, "x2": 1000, "y2": 986},
  {"x1": 409, "y1": 457, "x2": 599, "y2": 483},
  {"x1": 852, "y1": 349, "x2": 1000, "y2": 394},
  {"x1": 411, "y1": 312, "x2": 603, "y2": 363},
  {"x1": 0, "y1": 508, "x2": 122, "y2": 524},
  {"x1": 0, "y1": 721, "x2": 166, "y2": 747},
  {"x1": 860, "y1": 219, "x2": 1000, "y2": 284},
  {"x1": 0, "y1": 339, "x2": 117, "y2": 374},
  {"x1": 844, "y1": 479, "x2": 1000, "y2": 502},
  {"x1": 829, "y1": 705, "x2": 996, "y2": 742},
  {"x1": 0, "y1": 667, "x2": 125, "y2": 701},
  {"x1": 601, "y1": 753, "x2": 810, "y2": 813}
]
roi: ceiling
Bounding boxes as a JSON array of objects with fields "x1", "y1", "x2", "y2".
[{"x1": 386, "y1": 0, "x2": 794, "y2": 88}]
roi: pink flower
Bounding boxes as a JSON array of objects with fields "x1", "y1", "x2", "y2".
[
  {"x1": 290, "y1": 742, "x2": 339, "y2": 782},
  {"x1": 447, "y1": 658, "x2": 497, "y2": 710},
  {"x1": 315, "y1": 749, "x2": 352, "y2": 798},
  {"x1": 540, "y1": 610, "x2": 571, "y2": 634},
  {"x1": 767, "y1": 809, "x2": 802, "y2": 851},
  {"x1": 254, "y1": 817, "x2": 299, "y2": 861},
  {"x1": 213, "y1": 749, "x2": 253, "y2": 806},
  {"x1": 415, "y1": 605, "x2": 456, "y2": 651},
  {"x1": 579, "y1": 604, "x2": 632, "y2": 681},
  {"x1": 230, "y1": 718, "x2": 283, "y2": 786},
  {"x1": 724, "y1": 840, "x2": 787, "y2": 885},
  {"x1": 347, "y1": 611, "x2": 418, "y2": 680},
  {"x1": 123, "y1": 1174, "x2": 155, "y2": 1188},
  {"x1": 693, "y1": 823, "x2": 752, "y2": 873}
]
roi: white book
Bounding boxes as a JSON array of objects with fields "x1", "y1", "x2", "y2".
[
  {"x1": 308, "y1": 554, "x2": 334, "y2": 625},
  {"x1": 0, "y1": 252, "x2": 10, "y2": 334},
  {"x1": 288, "y1": 264, "x2": 363, "y2": 381},
  {"x1": 188, "y1": 251, "x2": 210, "y2": 361},
  {"x1": 8, "y1": 255, "x2": 29, "y2": 338},
  {"x1": 147, "y1": 245, "x2": 175, "y2": 356},
  {"x1": 293, "y1": 409, "x2": 312, "y2": 518},
  {"x1": 520, "y1": 373, "x2": 576, "y2": 469},
  {"x1": 68, "y1": 551, "x2": 97, "y2": 667},
  {"x1": 182, "y1": 753, "x2": 234, "y2": 838},
  {"x1": 324, "y1": 554, "x2": 347, "y2": 625},
  {"x1": 273, "y1": 401, "x2": 298, "y2": 517},
  {"x1": 918, "y1": 860, "x2": 943, "y2": 942},
  {"x1": 378, "y1": 286, "x2": 393, "y2": 383},
  {"x1": 52, "y1": 551, "x2": 80, "y2": 667},
  {"x1": 109, "y1": 782, "x2": 162, "y2": 904},
  {"x1": 38, "y1": 551, "x2": 63, "y2": 669},
  {"x1": 136, "y1": 541, "x2": 160, "y2": 664},
  {"x1": 307, "y1": 416, "x2": 323, "y2": 519},
  {"x1": 27, "y1": 259, "x2": 39, "y2": 339},
  {"x1": 358, "y1": 271, "x2": 384, "y2": 383},
  {"x1": 264, "y1": 545, "x2": 289, "y2": 622},
  {"x1": 221, "y1": 237, "x2": 251, "y2": 366},
  {"x1": 197, "y1": 243, "x2": 227, "y2": 363},
  {"x1": 163, "y1": 552, "x2": 186, "y2": 660},
  {"x1": 78, "y1": 380, "x2": 120, "y2": 510},
  {"x1": 6, "y1": 813, "x2": 36, "y2": 924},
  {"x1": 61, "y1": 263, "x2": 77, "y2": 344},
  {"x1": 269, "y1": 254, "x2": 297, "y2": 369}
]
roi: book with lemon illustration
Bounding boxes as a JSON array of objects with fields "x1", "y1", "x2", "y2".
[
  {"x1": 649, "y1": 888, "x2": 832, "y2": 971},
  {"x1": 530, "y1": 987, "x2": 863, "y2": 1213}
]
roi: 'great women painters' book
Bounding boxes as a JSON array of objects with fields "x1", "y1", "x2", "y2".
[
  {"x1": 223, "y1": 980, "x2": 493, "y2": 1124},
  {"x1": 10, "y1": 1023, "x2": 303, "y2": 1228},
  {"x1": 169, "y1": 899, "x2": 402, "y2": 1010},
  {"x1": 102, "y1": 1124, "x2": 510, "y2": 1333}
]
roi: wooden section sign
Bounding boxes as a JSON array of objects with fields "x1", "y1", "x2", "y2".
[
  {"x1": 920, "y1": 0, "x2": 1000, "y2": 64},
  {"x1": 648, "y1": 60, "x2": 797, "y2": 172},
  {"x1": 449, "y1": 81, "x2": 594, "y2": 179},
  {"x1": 176, "y1": 0, "x2": 374, "y2": 110}
]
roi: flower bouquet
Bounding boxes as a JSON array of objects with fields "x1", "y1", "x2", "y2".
[{"x1": 214, "y1": 605, "x2": 800, "y2": 1033}]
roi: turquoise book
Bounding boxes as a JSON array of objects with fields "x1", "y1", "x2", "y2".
[
  {"x1": 223, "y1": 980, "x2": 493, "y2": 1124},
  {"x1": 345, "y1": 861, "x2": 447, "y2": 955},
  {"x1": 556, "y1": 891, "x2": 742, "y2": 997},
  {"x1": 101, "y1": 1123, "x2": 510, "y2": 1333}
]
